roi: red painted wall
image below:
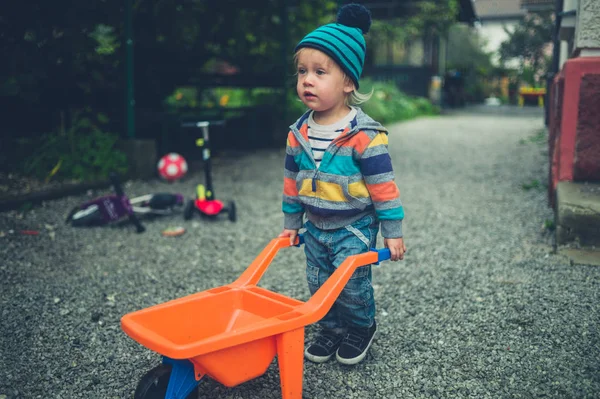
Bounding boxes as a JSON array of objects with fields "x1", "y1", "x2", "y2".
[
  {"x1": 574, "y1": 74, "x2": 600, "y2": 180},
  {"x1": 548, "y1": 57, "x2": 600, "y2": 206}
]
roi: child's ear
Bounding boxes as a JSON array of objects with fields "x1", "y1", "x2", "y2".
[{"x1": 343, "y1": 78, "x2": 355, "y2": 94}]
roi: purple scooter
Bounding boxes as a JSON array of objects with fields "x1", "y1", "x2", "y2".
[{"x1": 65, "y1": 173, "x2": 184, "y2": 233}]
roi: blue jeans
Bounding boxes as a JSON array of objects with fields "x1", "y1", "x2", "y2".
[{"x1": 303, "y1": 214, "x2": 379, "y2": 332}]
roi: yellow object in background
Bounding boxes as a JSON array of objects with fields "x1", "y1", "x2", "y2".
[
  {"x1": 196, "y1": 185, "x2": 206, "y2": 200},
  {"x1": 220, "y1": 94, "x2": 230, "y2": 107},
  {"x1": 45, "y1": 159, "x2": 63, "y2": 183},
  {"x1": 500, "y1": 77, "x2": 509, "y2": 99},
  {"x1": 518, "y1": 87, "x2": 546, "y2": 108}
]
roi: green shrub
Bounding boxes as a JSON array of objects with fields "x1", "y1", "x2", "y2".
[
  {"x1": 544, "y1": 218, "x2": 555, "y2": 231},
  {"x1": 19, "y1": 111, "x2": 128, "y2": 182},
  {"x1": 164, "y1": 80, "x2": 437, "y2": 132},
  {"x1": 283, "y1": 79, "x2": 438, "y2": 125},
  {"x1": 522, "y1": 179, "x2": 541, "y2": 190},
  {"x1": 359, "y1": 79, "x2": 438, "y2": 124}
]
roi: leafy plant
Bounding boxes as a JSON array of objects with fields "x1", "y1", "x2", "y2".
[
  {"x1": 367, "y1": 0, "x2": 460, "y2": 66},
  {"x1": 445, "y1": 23, "x2": 496, "y2": 103},
  {"x1": 19, "y1": 111, "x2": 128, "y2": 182},
  {"x1": 520, "y1": 129, "x2": 547, "y2": 145},
  {"x1": 522, "y1": 179, "x2": 541, "y2": 190},
  {"x1": 499, "y1": 12, "x2": 554, "y2": 87},
  {"x1": 359, "y1": 79, "x2": 439, "y2": 124},
  {"x1": 529, "y1": 129, "x2": 547, "y2": 145},
  {"x1": 163, "y1": 78, "x2": 438, "y2": 130},
  {"x1": 447, "y1": 24, "x2": 493, "y2": 71}
]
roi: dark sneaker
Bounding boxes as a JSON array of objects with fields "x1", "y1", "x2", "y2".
[
  {"x1": 336, "y1": 321, "x2": 377, "y2": 365},
  {"x1": 304, "y1": 331, "x2": 344, "y2": 363}
]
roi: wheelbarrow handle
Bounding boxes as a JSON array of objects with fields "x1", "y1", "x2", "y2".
[
  {"x1": 294, "y1": 233, "x2": 391, "y2": 263},
  {"x1": 293, "y1": 234, "x2": 305, "y2": 247},
  {"x1": 297, "y1": 246, "x2": 391, "y2": 321},
  {"x1": 230, "y1": 236, "x2": 299, "y2": 287},
  {"x1": 370, "y1": 247, "x2": 391, "y2": 265},
  {"x1": 231, "y1": 234, "x2": 390, "y2": 288}
]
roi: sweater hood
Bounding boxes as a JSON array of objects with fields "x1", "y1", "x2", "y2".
[{"x1": 290, "y1": 108, "x2": 387, "y2": 138}]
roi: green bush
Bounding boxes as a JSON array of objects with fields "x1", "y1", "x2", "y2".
[
  {"x1": 287, "y1": 79, "x2": 438, "y2": 124},
  {"x1": 285, "y1": 89, "x2": 309, "y2": 120},
  {"x1": 19, "y1": 111, "x2": 128, "y2": 182},
  {"x1": 162, "y1": 80, "x2": 436, "y2": 139},
  {"x1": 165, "y1": 86, "x2": 289, "y2": 110},
  {"x1": 359, "y1": 79, "x2": 438, "y2": 124}
]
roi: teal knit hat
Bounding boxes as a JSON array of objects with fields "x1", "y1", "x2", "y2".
[{"x1": 295, "y1": 3, "x2": 372, "y2": 89}]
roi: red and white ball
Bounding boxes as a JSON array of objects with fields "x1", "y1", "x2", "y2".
[{"x1": 157, "y1": 153, "x2": 188, "y2": 181}]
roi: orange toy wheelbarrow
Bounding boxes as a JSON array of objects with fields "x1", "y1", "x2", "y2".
[{"x1": 121, "y1": 235, "x2": 391, "y2": 399}]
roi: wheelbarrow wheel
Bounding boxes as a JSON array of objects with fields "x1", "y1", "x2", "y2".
[
  {"x1": 183, "y1": 199, "x2": 195, "y2": 221},
  {"x1": 227, "y1": 201, "x2": 236, "y2": 222},
  {"x1": 134, "y1": 364, "x2": 199, "y2": 399}
]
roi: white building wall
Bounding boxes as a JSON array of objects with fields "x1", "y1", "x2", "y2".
[
  {"x1": 557, "y1": 0, "x2": 600, "y2": 67},
  {"x1": 575, "y1": 0, "x2": 600, "y2": 52},
  {"x1": 560, "y1": 41, "x2": 570, "y2": 67},
  {"x1": 559, "y1": 0, "x2": 579, "y2": 68}
]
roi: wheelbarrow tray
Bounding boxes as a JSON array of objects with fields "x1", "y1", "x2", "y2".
[
  {"x1": 122, "y1": 284, "x2": 315, "y2": 387},
  {"x1": 121, "y1": 285, "x2": 309, "y2": 359}
]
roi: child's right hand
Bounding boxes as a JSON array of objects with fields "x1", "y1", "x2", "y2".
[
  {"x1": 279, "y1": 229, "x2": 299, "y2": 246},
  {"x1": 384, "y1": 237, "x2": 406, "y2": 261}
]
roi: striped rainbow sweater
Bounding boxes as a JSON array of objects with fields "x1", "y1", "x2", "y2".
[{"x1": 282, "y1": 108, "x2": 404, "y2": 238}]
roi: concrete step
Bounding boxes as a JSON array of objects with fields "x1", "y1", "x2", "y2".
[
  {"x1": 559, "y1": 248, "x2": 600, "y2": 267},
  {"x1": 556, "y1": 181, "x2": 600, "y2": 247}
]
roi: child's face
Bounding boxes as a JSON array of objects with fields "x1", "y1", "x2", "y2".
[{"x1": 296, "y1": 49, "x2": 354, "y2": 115}]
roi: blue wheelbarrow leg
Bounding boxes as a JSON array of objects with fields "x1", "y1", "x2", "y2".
[{"x1": 162, "y1": 357, "x2": 202, "y2": 399}]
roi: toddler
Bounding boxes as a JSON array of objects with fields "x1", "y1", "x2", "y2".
[{"x1": 279, "y1": 3, "x2": 406, "y2": 365}]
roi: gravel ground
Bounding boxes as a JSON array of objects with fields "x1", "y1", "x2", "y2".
[{"x1": 1, "y1": 108, "x2": 599, "y2": 399}]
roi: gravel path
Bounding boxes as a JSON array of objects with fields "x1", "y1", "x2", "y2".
[{"x1": 1, "y1": 108, "x2": 599, "y2": 399}]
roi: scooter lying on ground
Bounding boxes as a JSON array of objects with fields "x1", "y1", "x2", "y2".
[{"x1": 65, "y1": 173, "x2": 184, "y2": 233}]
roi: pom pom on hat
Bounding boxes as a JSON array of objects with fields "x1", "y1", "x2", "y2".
[{"x1": 336, "y1": 3, "x2": 372, "y2": 34}]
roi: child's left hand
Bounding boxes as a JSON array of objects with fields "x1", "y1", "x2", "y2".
[{"x1": 384, "y1": 237, "x2": 406, "y2": 261}]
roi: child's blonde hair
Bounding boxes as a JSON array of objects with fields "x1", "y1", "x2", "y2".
[{"x1": 294, "y1": 48, "x2": 373, "y2": 106}]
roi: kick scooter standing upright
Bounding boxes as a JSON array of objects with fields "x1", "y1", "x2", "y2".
[{"x1": 180, "y1": 120, "x2": 236, "y2": 222}]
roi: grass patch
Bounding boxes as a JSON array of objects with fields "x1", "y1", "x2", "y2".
[
  {"x1": 520, "y1": 129, "x2": 547, "y2": 145},
  {"x1": 522, "y1": 179, "x2": 541, "y2": 190},
  {"x1": 543, "y1": 218, "x2": 555, "y2": 231}
]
